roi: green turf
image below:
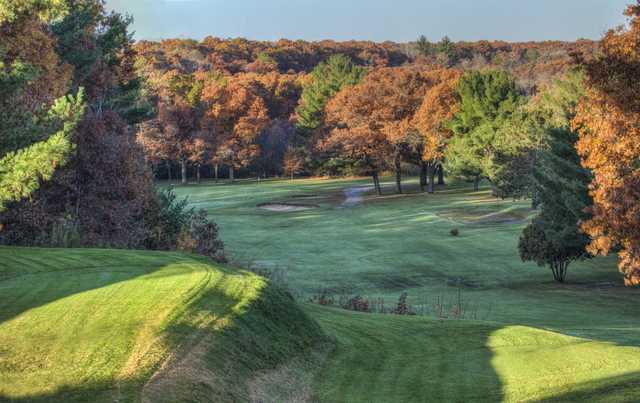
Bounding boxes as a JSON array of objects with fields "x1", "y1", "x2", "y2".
[
  {"x1": 309, "y1": 304, "x2": 640, "y2": 402},
  {"x1": 171, "y1": 176, "x2": 640, "y2": 401},
  {"x1": 173, "y1": 178, "x2": 638, "y2": 334},
  {"x1": 2, "y1": 177, "x2": 639, "y2": 402},
  {"x1": 0, "y1": 247, "x2": 327, "y2": 402}
]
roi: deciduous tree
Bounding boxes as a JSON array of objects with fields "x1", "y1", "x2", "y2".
[
  {"x1": 283, "y1": 147, "x2": 306, "y2": 180},
  {"x1": 413, "y1": 69, "x2": 462, "y2": 192},
  {"x1": 323, "y1": 67, "x2": 429, "y2": 194},
  {"x1": 202, "y1": 74, "x2": 270, "y2": 181},
  {"x1": 573, "y1": 2, "x2": 640, "y2": 285}
]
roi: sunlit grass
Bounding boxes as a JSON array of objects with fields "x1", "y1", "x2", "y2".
[
  {"x1": 0, "y1": 247, "x2": 326, "y2": 402},
  {"x1": 309, "y1": 304, "x2": 640, "y2": 402}
]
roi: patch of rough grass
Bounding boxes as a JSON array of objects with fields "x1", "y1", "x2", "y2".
[
  {"x1": 248, "y1": 345, "x2": 332, "y2": 403},
  {"x1": 438, "y1": 205, "x2": 533, "y2": 225}
]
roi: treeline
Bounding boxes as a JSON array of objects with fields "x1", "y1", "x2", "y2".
[
  {"x1": 134, "y1": 36, "x2": 596, "y2": 87},
  {"x1": 133, "y1": 36, "x2": 597, "y2": 183}
]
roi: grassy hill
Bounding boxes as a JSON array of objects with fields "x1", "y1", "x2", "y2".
[
  {"x1": 309, "y1": 304, "x2": 640, "y2": 402},
  {"x1": 0, "y1": 247, "x2": 327, "y2": 402}
]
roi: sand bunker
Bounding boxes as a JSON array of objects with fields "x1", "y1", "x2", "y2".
[{"x1": 258, "y1": 203, "x2": 317, "y2": 212}]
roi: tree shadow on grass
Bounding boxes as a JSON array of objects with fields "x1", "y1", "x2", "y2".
[
  {"x1": 141, "y1": 281, "x2": 328, "y2": 403},
  {"x1": 0, "y1": 379, "x2": 143, "y2": 403},
  {"x1": 308, "y1": 305, "x2": 504, "y2": 402}
]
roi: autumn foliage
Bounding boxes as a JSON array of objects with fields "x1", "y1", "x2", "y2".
[
  {"x1": 323, "y1": 68, "x2": 433, "y2": 193},
  {"x1": 412, "y1": 69, "x2": 463, "y2": 192},
  {"x1": 573, "y1": 2, "x2": 640, "y2": 285}
]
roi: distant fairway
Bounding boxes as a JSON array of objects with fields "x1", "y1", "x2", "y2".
[{"x1": 174, "y1": 178, "x2": 638, "y2": 334}]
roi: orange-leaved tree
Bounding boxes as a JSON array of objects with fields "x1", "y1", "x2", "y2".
[
  {"x1": 573, "y1": 2, "x2": 640, "y2": 285},
  {"x1": 323, "y1": 67, "x2": 429, "y2": 194},
  {"x1": 201, "y1": 73, "x2": 270, "y2": 182},
  {"x1": 412, "y1": 69, "x2": 462, "y2": 193}
]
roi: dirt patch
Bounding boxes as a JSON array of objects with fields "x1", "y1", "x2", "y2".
[
  {"x1": 258, "y1": 203, "x2": 318, "y2": 212},
  {"x1": 248, "y1": 346, "x2": 331, "y2": 403}
]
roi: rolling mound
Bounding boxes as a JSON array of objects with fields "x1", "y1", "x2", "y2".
[
  {"x1": 0, "y1": 247, "x2": 327, "y2": 402},
  {"x1": 308, "y1": 304, "x2": 640, "y2": 402}
]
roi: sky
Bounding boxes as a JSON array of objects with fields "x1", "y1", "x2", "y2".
[{"x1": 105, "y1": 0, "x2": 631, "y2": 43}]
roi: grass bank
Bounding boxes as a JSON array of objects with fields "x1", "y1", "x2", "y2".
[{"x1": 0, "y1": 247, "x2": 327, "y2": 402}]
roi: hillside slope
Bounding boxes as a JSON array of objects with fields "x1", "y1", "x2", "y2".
[
  {"x1": 0, "y1": 247, "x2": 327, "y2": 402},
  {"x1": 309, "y1": 304, "x2": 640, "y2": 403}
]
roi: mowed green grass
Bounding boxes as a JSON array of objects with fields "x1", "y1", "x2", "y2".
[
  {"x1": 2, "y1": 177, "x2": 639, "y2": 402},
  {"x1": 309, "y1": 305, "x2": 640, "y2": 402},
  {"x1": 173, "y1": 177, "x2": 640, "y2": 402},
  {"x1": 174, "y1": 178, "x2": 638, "y2": 333},
  {"x1": 0, "y1": 247, "x2": 326, "y2": 402}
]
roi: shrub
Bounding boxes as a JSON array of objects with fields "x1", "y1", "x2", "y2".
[
  {"x1": 178, "y1": 210, "x2": 226, "y2": 262},
  {"x1": 50, "y1": 215, "x2": 81, "y2": 248},
  {"x1": 343, "y1": 295, "x2": 370, "y2": 312},
  {"x1": 145, "y1": 187, "x2": 194, "y2": 250},
  {"x1": 392, "y1": 292, "x2": 415, "y2": 315},
  {"x1": 309, "y1": 289, "x2": 335, "y2": 306}
]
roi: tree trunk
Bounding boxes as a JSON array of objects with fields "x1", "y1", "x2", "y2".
[
  {"x1": 166, "y1": 160, "x2": 172, "y2": 182},
  {"x1": 419, "y1": 162, "x2": 427, "y2": 192},
  {"x1": 491, "y1": 183, "x2": 499, "y2": 197},
  {"x1": 394, "y1": 154, "x2": 402, "y2": 194},
  {"x1": 196, "y1": 164, "x2": 201, "y2": 184},
  {"x1": 473, "y1": 176, "x2": 480, "y2": 191},
  {"x1": 551, "y1": 261, "x2": 569, "y2": 283},
  {"x1": 427, "y1": 163, "x2": 436, "y2": 194},
  {"x1": 180, "y1": 159, "x2": 187, "y2": 184},
  {"x1": 372, "y1": 171, "x2": 382, "y2": 195},
  {"x1": 437, "y1": 164, "x2": 445, "y2": 186},
  {"x1": 229, "y1": 166, "x2": 234, "y2": 183},
  {"x1": 214, "y1": 164, "x2": 219, "y2": 183}
]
